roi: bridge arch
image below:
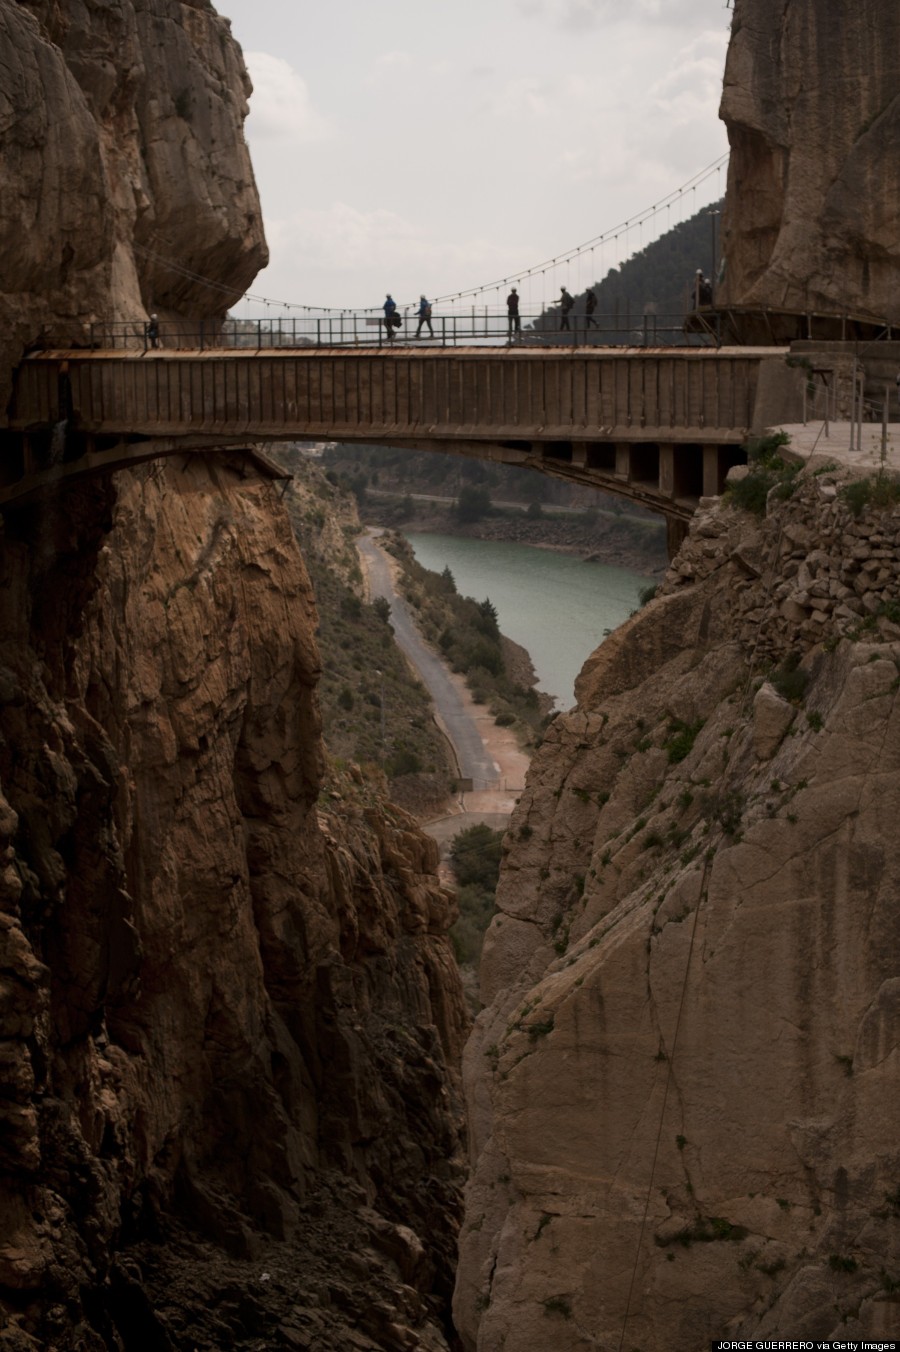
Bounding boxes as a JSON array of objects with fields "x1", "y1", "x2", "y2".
[{"x1": 4, "y1": 345, "x2": 804, "y2": 549}]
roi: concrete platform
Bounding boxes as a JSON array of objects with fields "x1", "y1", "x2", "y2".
[{"x1": 775, "y1": 420, "x2": 900, "y2": 474}]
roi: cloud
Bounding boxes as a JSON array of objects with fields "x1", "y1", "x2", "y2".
[
  {"x1": 242, "y1": 51, "x2": 333, "y2": 143},
  {"x1": 647, "y1": 31, "x2": 729, "y2": 128},
  {"x1": 516, "y1": 0, "x2": 721, "y2": 30},
  {"x1": 255, "y1": 202, "x2": 542, "y2": 308}
]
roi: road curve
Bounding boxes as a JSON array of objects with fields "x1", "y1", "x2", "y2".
[{"x1": 357, "y1": 529, "x2": 499, "y2": 789}]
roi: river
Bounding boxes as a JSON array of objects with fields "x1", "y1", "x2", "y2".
[{"x1": 404, "y1": 532, "x2": 655, "y2": 709}]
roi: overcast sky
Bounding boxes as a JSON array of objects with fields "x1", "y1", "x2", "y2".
[{"x1": 219, "y1": 0, "x2": 732, "y2": 315}]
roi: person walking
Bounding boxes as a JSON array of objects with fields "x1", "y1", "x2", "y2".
[
  {"x1": 585, "y1": 288, "x2": 597, "y2": 328},
  {"x1": 415, "y1": 295, "x2": 434, "y2": 338},
  {"x1": 146, "y1": 313, "x2": 160, "y2": 348},
  {"x1": 383, "y1": 293, "x2": 398, "y2": 342},
  {"x1": 693, "y1": 270, "x2": 713, "y2": 306},
  {"x1": 507, "y1": 286, "x2": 521, "y2": 338},
  {"x1": 559, "y1": 287, "x2": 574, "y2": 331}
]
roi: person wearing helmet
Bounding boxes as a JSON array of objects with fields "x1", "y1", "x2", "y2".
[
  {"x1": 694, "y1": 269, "x2": 713, "y2": 306},
  {"x1": 559, "y1": 286, "x2": 574, "y2": 331},
  {"x1": 415, "y1": 294, "x2": 434, "y2": 338},
  {"x1": 146, "y1": 312, "x2": 160, "y2": 348}
]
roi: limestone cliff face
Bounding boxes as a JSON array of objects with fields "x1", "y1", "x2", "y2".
[
  {"x1": 455, "y1": 474, "x2": 900, "y2": 1348},
  {"x1": 0, "y1": 463, "x2": 468, "y2": 1350},
  {"x1": 718, "y1": 0, "x2": 900, "y2": 325},
  {"x1": 0, "y1": 0, "x2": 266, "y2": 406}
]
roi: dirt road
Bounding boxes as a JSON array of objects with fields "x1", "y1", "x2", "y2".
[{"x1": 356, "y1": 528, "x2": 531, "y2": 850}]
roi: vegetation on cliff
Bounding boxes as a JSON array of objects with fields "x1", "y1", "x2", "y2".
[{"x1": 381, "y1": 530, "x2": 551, "y2": 745}]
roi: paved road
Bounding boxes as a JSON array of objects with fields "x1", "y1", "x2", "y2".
[{"x1": 357, "y1": 529, "x2": 499, "y2": 789}]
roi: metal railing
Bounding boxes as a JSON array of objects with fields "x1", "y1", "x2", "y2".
[{"x1": 75, "y1": 309, "x2": 716, "y2": 353}]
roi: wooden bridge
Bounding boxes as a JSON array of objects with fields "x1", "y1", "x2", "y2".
[{"x1": 3, "y1": 344, "x2": 803, "y2": 550}]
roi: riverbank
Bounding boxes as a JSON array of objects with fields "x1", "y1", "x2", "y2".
[
  {"x1": 360, "y1": 494, "x2": 669, "y2": 576},
  {"x1": 356, "y1": 529, "x2": 531, "y2": 825}
]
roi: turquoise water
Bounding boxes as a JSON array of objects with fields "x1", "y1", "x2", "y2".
[{"x1": 405, "y1": 533, "x2": 654, "y2": 709}]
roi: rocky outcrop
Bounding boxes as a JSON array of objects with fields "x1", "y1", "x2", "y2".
[
  {"x1": 455, "y1": 470, "x2": 900, "y2": 1348},
  {"x1": 0, "y1": 0, "x2": 266, "y2": 405},
  {"x1": 0, "y1": 461, "x2": 468, "y2": 1350},
  {"x1": 718, "y1": 0, "x2": 900, "y2": 327}
]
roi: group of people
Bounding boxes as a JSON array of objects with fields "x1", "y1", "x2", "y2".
[
  {"x1": 383, "y1": 294, "x2": 434, "y2": 340},
  {"x1": 383, "y1": 269, "x2": 714, "y2": 344},
  {"x1": 508, "y1": 284, "x2": 597, "y2": 336}
]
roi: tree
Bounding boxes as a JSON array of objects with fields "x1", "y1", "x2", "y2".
[
  {"x1": 455, "y1": 484, "x2": 492, "y2": 523},
  {"x1": 450, "y1": 823, "x2": 504, "y2": 891}
]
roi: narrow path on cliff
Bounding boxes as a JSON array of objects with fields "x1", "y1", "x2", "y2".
[{"x1": 356, "y1": 528, "x2": 530, "y2": 843}]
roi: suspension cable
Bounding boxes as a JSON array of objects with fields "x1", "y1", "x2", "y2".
[{"x1": 135, "y1": 153, "x2": 729, "y2": 316}]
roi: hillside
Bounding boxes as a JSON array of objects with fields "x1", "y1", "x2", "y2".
[{"x1": 536, "y1": 199, "x2": 723, "y2": 339}]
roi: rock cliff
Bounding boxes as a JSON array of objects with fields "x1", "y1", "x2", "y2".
[
  {"x1": 718, "y1": 0, "x2": 900, "y2": 328},
  {"x1": 0, "y1": 460, "x2": 468, "y2": 1350},
  {"x1": 455, "y1": 468, "x2": 900, "y2": 1347},
  {"x1": 0, "y1": 3, "x2": 470, "y2": 1347},
  {"x1": 0, "y1": 0, "x2": 267, "y2": 408}
]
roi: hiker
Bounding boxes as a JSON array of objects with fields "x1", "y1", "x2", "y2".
[
  {"x1": 585, "y1": 288, "x2": 598, "y2": 328},
  {"x1": 146, "y1": 313, "x2": 160, "y2": 348},
  {"x1": 415, "y1": 295, "x2": 434, "y2": 338},
  {"x1": 694, "y1": 270, "x2": 713, "y2": 306},
  {"x1": 383, "y1": 294, "x2": 399, "y2": 342},
  {"x1": 507, "y1": 286, "x2": 521, "y2": 337},
  {"x1": 559, "y1": 287, "x2": 574, "y2": 331}
]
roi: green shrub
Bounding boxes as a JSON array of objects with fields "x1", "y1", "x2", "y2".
[
  {"x1": 841, "y1": 473, "x2": 900, "y2": 517},
  {"x1": 771, "y1": 652, "x2": 808, "y2": 704},
  {"x1": 665, "y1": 718, "x2": 704, "y2": 764},
  {"x1": 726, "y1": 432, "x2": 799, "y2": 515},
  {"x1": 450, "y1": 823, "x2": 504, "y2": 891}
]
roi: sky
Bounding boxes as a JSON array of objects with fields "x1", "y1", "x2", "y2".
[{"x1": 218, "y1": 0, "x2": 732, "y2": 317}]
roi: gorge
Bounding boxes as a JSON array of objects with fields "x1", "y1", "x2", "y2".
[{"x1": 1, "y1": 1, "x2": 899, "y2": 1350}]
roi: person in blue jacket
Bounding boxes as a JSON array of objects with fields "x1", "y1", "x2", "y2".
[
  {"x1": 383, "y1": 294, "x2": 398, "y2": 342},
  {"x1": 415, "y1": 295, "x2": 434, "y2": 338}
]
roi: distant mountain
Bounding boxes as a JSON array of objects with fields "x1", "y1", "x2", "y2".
[{"x1": 535, "y1": 198, "x2": 723, "y2": 343}]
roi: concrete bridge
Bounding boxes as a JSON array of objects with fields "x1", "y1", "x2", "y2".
[{"x1": 4, "y1": 344, "x2": 803, "y2": 550}]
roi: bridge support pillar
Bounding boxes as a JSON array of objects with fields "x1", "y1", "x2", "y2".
[
  {"x1": 615, "y1": 442, "x2": 631, "y2": 480},
  {"x1": 703, "y1": 444, "x2": 721, "y2": 497},
  {"x1": 571, "y1": 444, "x2": 587, "y2": 469},
  {"x1": 659, "y1": 443, "x2": 675, "y2": 498}
]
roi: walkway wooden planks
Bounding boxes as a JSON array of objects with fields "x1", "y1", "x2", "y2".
[{"x1": 11, "y1": 346, "x2": 784, "y2": 447}]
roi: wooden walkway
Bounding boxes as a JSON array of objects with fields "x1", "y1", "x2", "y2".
[{"x1": 4, "y1": 345, "x2": 802, "y2": 539}]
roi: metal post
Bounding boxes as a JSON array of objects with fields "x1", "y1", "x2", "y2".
[{"x1": 883, "y1": 384, "x2": 889, "y2": 465}]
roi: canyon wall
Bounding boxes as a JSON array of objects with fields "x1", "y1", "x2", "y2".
[
  {"x1": 455, "y1": 467, "x2": 900, "y2": 1348},
  {"x1": 0, "y1": 0, "x2": 267, "y2": 409},
  {"x1": 0, "y1": 4, "x2": 470, "y2": 1348},
  {"x1": 0, "y1": 460, "x2": 469, "y2": 1351},
  {"x1": 718, "y1": 0, "x2": 900, "y2": 325}
]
